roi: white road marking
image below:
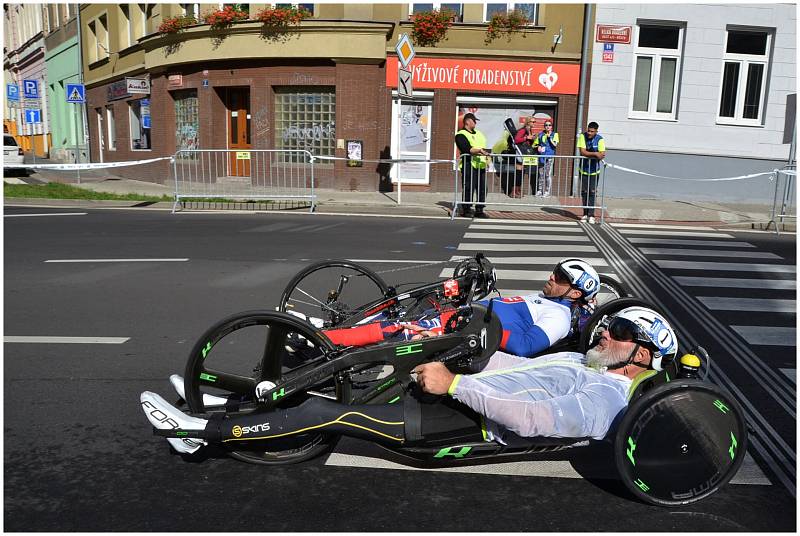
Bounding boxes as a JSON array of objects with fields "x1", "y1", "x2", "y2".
[
  {"x1": 697, "y1": 297, "x2": 796, "y2": 313},
  {"x1": 473, "y1": 219, "x2": 579, "y2": 225},
  {"x1": 731, "y1": 326, "x2": 796, "y2": 346},
  {"x1": 45, "y1": 258, "x2": 190, "y2": 263},
  {"x1": 655, "y1": 260, "x2": 796, "y2": 273},
  {"x1": 780, "y1": 369, "x2": 796, "y2": 382},
  {"x1": 628, "y1": 238, "x2": 754, "y2": 247},
  {"x1": 673, "y1": 276, "x2": 796, "y2": 290},
  {"x1": 611, "y1": 223, "x2": 716, "y2": 231},
  {"x1": 5, "y1": 212, "x2": 88, "y2": 217},
  {"x1": 463, "y1": 232, "x2": 590, "y2": 242},
  {"x1": 620, "y1": 229, "x2": 734, "y2": 238},
  {"x1": 450, "y1": 256, "x2": 608, "y2": 266},
  {"x1": 469, "y1": 224, "x2": 584, "y2": 233},
  {"x1": 459, "y1": 243, "x2": 599, "y2": 252},
  {"x1": 441, "y1": 268, "x2": 617, "y2": 280},
  {"x1": 640, "y1": 248, "x2": 781, "y2": 259},
  {"x1": 5, "y1": 336, "x2": 130, "y2": 344}
]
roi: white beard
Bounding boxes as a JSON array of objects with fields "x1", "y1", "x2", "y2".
[{"x1": 586, "y1": 344, "x2": 631, "y2": 370}]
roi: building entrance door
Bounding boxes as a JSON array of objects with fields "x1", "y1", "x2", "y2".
[{"x1": 225, "y1": 87, "x2": 251, "y2": 176}]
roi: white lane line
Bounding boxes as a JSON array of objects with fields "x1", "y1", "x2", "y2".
[
  {"x1": 673, "y1": 276, "x2": 796, "y2": 290},
  {"x1": 45, "y1": 258, "x2": 190, "y2": 263},
  {"x1": 640, "y1": 248, "x2": 782, "y2": 259},
  {"x1": 620, "y1": 229, "x2": 734, "y2": 238},
  {"x1": 780, "y1": 369, "x2": 796, "y2": 383},
  {"x1": 469, "y1": 224, "x2": 584, "y2": 233},
  {"x1": 655, "y1": 260, "x2": 796, "y2": 273},
  {"x1": 450, "y1": 256, "x2": 608, "y2": 266},
  {"x1": 5, "y1": 212, "x2": 88, "y2": 217},
  {"x1": 440, "y1": 268, "x2": 617, "y2": 280},
  {"x1": 697, "y1": 297, "x2": 796, "y2": 313},
  {"x1": 611, "y1": 223, "x2": 715, "y2": 231},
  {"x1": 731, "y1": 326, "x2": 796, "y2": 346},
  {"x1": 628, "y1": 238, "x2": 754, "y2": 247},
  {"x1": 459, "y1": 243, "x2": 599, "y2": 252},
  {"x1": 5, "y1": 336, "x2": 130, "y2": 344},
  {"x1": 474, "y1": 219, "x2": 579, "y2": 226},
  {"x1": 463, "y1": 232, "x2": 590, "y2": 242}
]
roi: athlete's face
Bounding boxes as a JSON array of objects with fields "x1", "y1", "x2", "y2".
[
  {"x1": 542, "y1": 269, "x2": 572, "y2": 297},
  {"x1": 586, "y1": 329, "x2": 634, "y2": 368}
]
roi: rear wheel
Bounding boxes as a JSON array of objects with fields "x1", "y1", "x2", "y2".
[
  {"x1": 614, "y1": 380, "x2": 748, "y2": 506},
  {"x1": 595, "y1": 274, "x2": 630, "y2": 307},
  {"x1": 184, "y1": 310, "x2": 344, "y2": 464}
]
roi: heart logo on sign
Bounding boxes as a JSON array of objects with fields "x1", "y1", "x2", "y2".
[{"x1": 538, "y1": 66, "x2": 558, "y2": 91}]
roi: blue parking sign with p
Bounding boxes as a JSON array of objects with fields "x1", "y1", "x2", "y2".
[
  {"x1": 23, "y1": 79, "x2": 39, "y2": 99},
  {"x1": 7, "y1": 83, "x2": 19, "y2": 101},
  {"x1": 66, "y1": 83, "x2": 86, "y2": 103}
]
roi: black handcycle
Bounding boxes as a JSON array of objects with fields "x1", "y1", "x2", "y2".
[{"x1": 173, "y1": 255, "x2": 747, "y2": 507}]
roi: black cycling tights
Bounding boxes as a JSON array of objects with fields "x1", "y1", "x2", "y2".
[{"x1": 206, "y1": 386, "x2": 484, "y2": 447}]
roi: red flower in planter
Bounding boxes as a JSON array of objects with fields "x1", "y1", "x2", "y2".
[{"x1": 410, "y1": 8, "x2": 455, "y2": 48}]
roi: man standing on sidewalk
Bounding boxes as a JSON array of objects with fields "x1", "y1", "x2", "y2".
[
  {"x1": 576, "y1": 121, "x2": 605, "y2": 224},
  {"x1": 455, "y1": 113, "x2": 490, "y2": 218}
]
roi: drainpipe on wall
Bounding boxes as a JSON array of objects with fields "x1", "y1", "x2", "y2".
[
  {"x1": 575, "y1": 3, "x2": 593, "y2": 155},
  {"x1": 76, "y1": 3, "x2": 87, "y2": 164}
]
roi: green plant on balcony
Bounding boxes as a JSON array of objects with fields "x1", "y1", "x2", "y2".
[
  {"x1": 255, "y1": 6, "x2": 311, "y2": 42},
  {"x1": 203, "y1": 5, "x2": 250, "y2": 31},
  {"x1": 410, "y1": 8, "x2": 455, "y2": 48},
  {"x1": 157, "y1": 15, "x2": 196, "y2": 35},
  {"x1": 484, "y1": 9, "x2": 530, "y2": 44}
]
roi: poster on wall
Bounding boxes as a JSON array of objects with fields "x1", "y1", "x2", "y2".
[
  {"x1": 456, "y1": 105, "x2": 556, "y2": 172},
  {"x1": 396, "y1": 102, "x2": 431, "y2": 182},
  {"x1": 346, "y1": 140, "x2": 363, "y2": 167}
]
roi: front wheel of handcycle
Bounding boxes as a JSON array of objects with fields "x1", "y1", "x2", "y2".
[
  {"x1": 614, "y1": 379, "x2": 748, "y2": 506},
  {"x1": 184, "y1": 310, "x2": 345, "y2": 465}
]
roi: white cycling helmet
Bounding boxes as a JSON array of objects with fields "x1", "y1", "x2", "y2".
[
  {"x1": 554, "y1": 258, "x2": 600, "y2": 300},
  {"x1": 608, "y1": 306, "x2": 678, "y2": 371}
]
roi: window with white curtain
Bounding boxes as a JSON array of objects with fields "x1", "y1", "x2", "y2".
[
  {"x1": 410, "y1": 3, "x2": 463, "y2": 22},
  {"x1": 717, "y1": 28, "x2": 772, "y2": 125},
  {"x1": 629, "y1": 22, "x2": 684, "y2": 120}
]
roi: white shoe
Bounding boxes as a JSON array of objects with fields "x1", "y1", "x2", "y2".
[
  {"x1": 255, "y1": 380, "x2": 277, "y2": 401},
  {"x1": 286, "y1": 310, "x2": 325, "y2": 329},
  {"x1": 169, "y1": 374, "x2": 229, "y2": 407},
  {"x1": 140, "y1": 391, "x2": 208, "y2": 454},
  {"x1": 535, "y1": 191, "x2": 542, "y2": 196},
  {"x1": 589, "y1": 216, "x2": 596, "y2": 224},
  {"x1": 580, "y1": 215, "x2": 589, "y2": 222}
]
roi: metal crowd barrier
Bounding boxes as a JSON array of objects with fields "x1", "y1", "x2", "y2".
[
  {"x1": 768, "y1": 165, "x2": 796, "y2": 235},
  {"x1": 172, "y1": 149, "x2": 316, "y2": 213},
  {"x1": 451, "y1": 153, "x2": 606, "y2": 221}
]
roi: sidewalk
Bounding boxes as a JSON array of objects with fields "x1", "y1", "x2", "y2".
[{"x1": 5, "y1": 163, "x2": 793, "y2": 230}]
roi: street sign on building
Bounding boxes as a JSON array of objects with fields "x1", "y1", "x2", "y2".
[
  {"x1": 595, "y1": 25, "x2": 632, "y2": 44},
  {"x1": 395, "y1": 33, "x2": 415, "y2": 68},
  {"x1": 7, "y1": 83, "x2": 19, "y2": 101},
  {"x1": 398, "y1": 67, "x2": 413, "y2": 99},
  {"x1": 126, "y1": 77, "x2": 150, "y2": 94},
  {"x1": 22, "y1": 79, "x2": 39, "y2": 99},
  {"x1": 66, "y1": 83, "x2": 86, "y2": 103},
  {"x1": 24, "y1": 109, "x2": 41, "y2": 123}
]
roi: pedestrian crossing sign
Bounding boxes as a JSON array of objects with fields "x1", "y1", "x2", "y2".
[{"x1": 66, "y1": 83, "x2": 86, "y2": 103}]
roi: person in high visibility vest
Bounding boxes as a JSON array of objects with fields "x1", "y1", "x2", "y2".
[
  {"x1": 534, "y1": 119, "x2": 559, "y2": 197},
  {"x1": 454, "y1": 113, "x2": 490, "y2": 218},
  {"x1": 576, "y1": 121, "x2": 606, "y2": 224}
]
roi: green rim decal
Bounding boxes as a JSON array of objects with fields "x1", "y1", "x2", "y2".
[
  {"x1": 199, "y1": 372, "x2": 217, "y2": 382},
  {"x1": 388, "y1": 396, "x2": 401, "y2": 404},
  {"x1": 396, "y1": 343, "x2": 423, "y2": 356},
  {"x1": 626, "y1": 436, "x2": 637, "y2": 466},
  {"x1": 633, "y1": 478, "x2": 650, "y2": 493},
  {"x1": 433, "y1": 446, "x2": 472, "y2": 458},
  {"x1": 729, "y1": 432, "x2": 738, "y2": 460},
  {"x1": 201, "y1": 341, "x2": 213, "y2": 359},
  {"x1": 714, "y1": 399, "x2": 730, "y2": 414},
  {"x1": 176, "y1": 431, "x2": 188, "y2": 437},
  {"x1": 272, "y1": 388, "x2": 286, "y2": 401},
  {"x1": 376, "y1": 378, "x2": 397, "y2": 392}
]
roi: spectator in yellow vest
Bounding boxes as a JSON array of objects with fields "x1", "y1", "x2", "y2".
[{"x1": 455, "y1": 113, "x2": 490, "y2": 218}]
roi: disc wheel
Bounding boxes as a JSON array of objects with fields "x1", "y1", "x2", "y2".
[
  {"x1": 279, "y1": 260, "x2": 390, "y2": 328},
  {"x1": 614, "y1": 380, "x2": 748, "y2": 506},
  {"x1": 578, "y1": 297, "x2": 666, "y2": 354},
  {"x1": 595, "y1": 274, "x2": 630, "y2": 307},
  {"x1": 184, "y1": 310, "x2": 344, "y2": 465}
]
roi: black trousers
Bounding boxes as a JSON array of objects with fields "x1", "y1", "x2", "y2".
[
  {"x1": 580, "y1": 173, "x2": 599, "y2": 216},
  {"x1": 461, "y1": 166, "x2": 486, "y2": 211}
]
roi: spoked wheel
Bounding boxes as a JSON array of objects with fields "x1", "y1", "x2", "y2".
[
  {"x1": 614, "y1": 380, "x2": 748, "y2": 506},
  {"x1": 578, "y1": 297, "x2": 665, "y2": 354},
  {"x1": 279, "y1": 260, "x2": 390, "y2": 328},
  {"x1": 595, "y1": 274, "x2": 630, "y2": 307},
  {"x1": 184, "y1": 310, "x2": 343, "y2": 465}
]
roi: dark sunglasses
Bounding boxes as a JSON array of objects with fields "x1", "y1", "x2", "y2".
[
  {"x1": 544, "y1": 123, "x2": 552, "y2": 126},
  {"x1": 607, "y1": 317, "x2": 650, "y2": 346},
  {"x1": 552, "y1": 267, "x2": 571, "y2": 285}
]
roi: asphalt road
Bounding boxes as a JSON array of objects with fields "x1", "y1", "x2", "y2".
[{"x1": 4, "y1": 207, "x2": 796, "y2": 531}]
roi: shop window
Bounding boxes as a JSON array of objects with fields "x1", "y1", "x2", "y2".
[
  {"x1": 129, "y1": 99, "x2": 151, "y2": 150},
  {"x1": 106, "y1": 105, "x2": 116, "y2": 151},
  {"x1": 410, "y1": 3, "x2": 463, "y2": 22},
  {"x1": 718, "y1": 28, "x2": 772, "y2": 125},
  {"x1": 274, "y1": 88, "x2": 335, "y2": 162},
  {"x1": 483, "y1": 3, "x2": 537, "y2": 25},
  {"x1": 629, "y1": 22, "x2": 684, "y2": 120},
  {"x1": 173, "y1": 89, "x2": 199, "y2": 157}
]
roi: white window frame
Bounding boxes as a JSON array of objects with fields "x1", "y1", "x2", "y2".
[
  {"x1": 627, "y1": 22, "x2": 684, "y2": 121},
  {"x1": 105, "y1": 105, "x2": 116, "y2": 151},
  {"x1": 716, "y1": 27, "x2": 772, "y2": 126},
  {"x1": 482, "y1": 3, "x2": 538, "y2": 25},
  {"x1": 409, "y1": 3, "x2": 463, "y2": 21}
]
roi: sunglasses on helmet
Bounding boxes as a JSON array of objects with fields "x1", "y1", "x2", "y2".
[{"x1": 607, "y1": 317, "x2": 652, "y2": 348}]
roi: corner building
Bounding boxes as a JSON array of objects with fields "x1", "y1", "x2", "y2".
[{"x1": 81, "y1": 3, "x2": 588, "y2": 191}]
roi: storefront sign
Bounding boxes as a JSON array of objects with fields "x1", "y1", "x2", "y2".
[
  {"x1": 596, "y1": 25, "x2": 632, "y2": 44},
  {"x1": 386, "y1": 57, "x2": 579, "y2": 95},
  {"x1": 108, "y1": 80, "x2": 130, "y2": 101},
  {"x1": 126, "y1": 77, "x2": 150, "y2": 94},
  {"x1": 168, "y1": 74, "x2": 183, "y2": 88}
]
